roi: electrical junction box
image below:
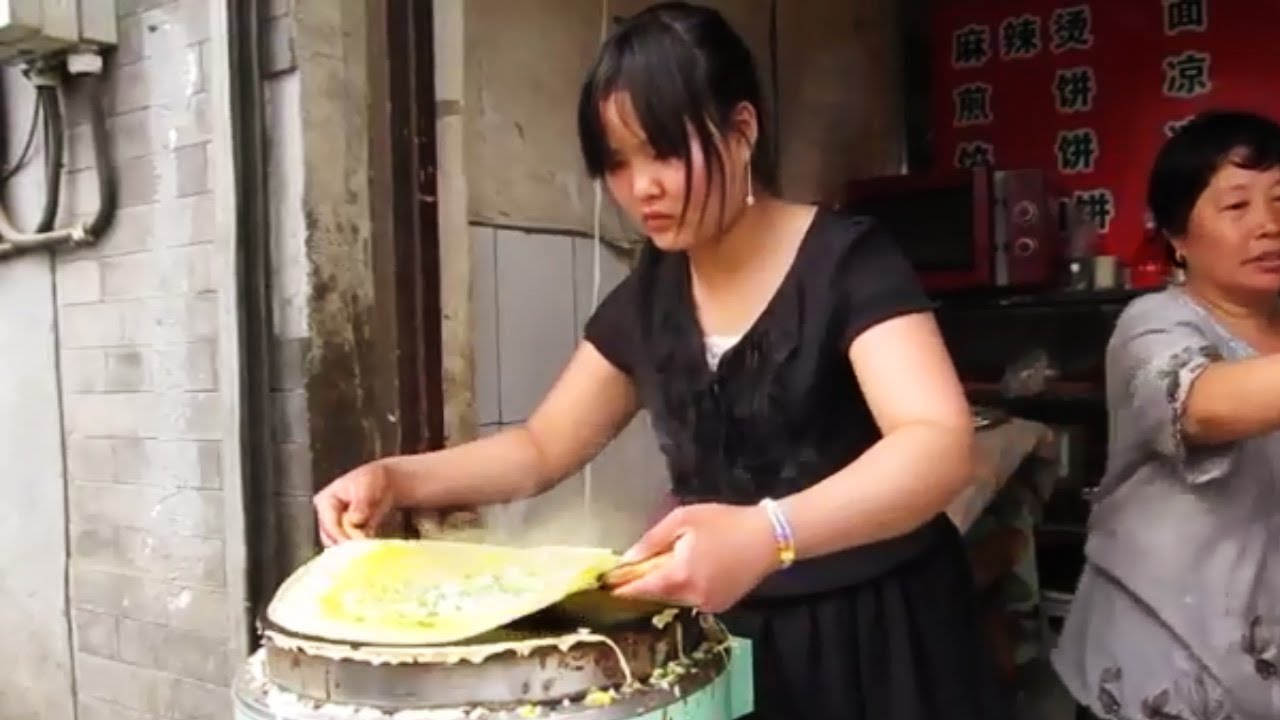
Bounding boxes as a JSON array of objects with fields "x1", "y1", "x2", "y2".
[{"x1": 0, "y1": 0, "x2": 116, "y2": 64}]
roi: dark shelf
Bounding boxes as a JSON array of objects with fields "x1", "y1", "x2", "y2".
[
  {"x1": 934, "y1": 286, "x2": 1155, "y2": 310},
  {"x1": 965, "y1": 383, "x2": 1107, "y2": 425}
]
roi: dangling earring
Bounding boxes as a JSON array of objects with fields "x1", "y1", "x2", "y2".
[{"x1": 745, "y1": 163, "x2": 755, "y2": 207}]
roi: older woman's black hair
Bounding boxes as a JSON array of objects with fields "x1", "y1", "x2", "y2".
[
  {"x1": 1148, "y1": 110, "x2": 1280, "y2": 266},
  {"x1": 576, "y1": 2, "x2": 776, "y2": 224}
]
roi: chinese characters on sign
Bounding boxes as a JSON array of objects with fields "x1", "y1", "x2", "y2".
[
  {"x1": 1056, "y1": 129, "x2": 1098, "y2": 174},
  {"x1": 1054, "y1": 67, "x2": 1096, "y2": 113},
  {"x1": 1050, "y1": 6, "x2": 1093, "y2": 53},
  {"x1": 1164, "y1": 116, "x2": 1195, "y2": 137},
  {"x1": 1163, "y1": 0, "x2": 1207, "y2": 35},
  {"x1": 932, "y1": 0, "x2": 1262, "y2": 257},
  {"x1": 1163, "y1": 51, "x2": 1212, "y2": 98},
  {"x1": 952, "y1": 24, "x2": 991, "y2": 68},
  {"x1": 955, "y1": 141, "x2": 996, "y2": 169},
  {"x1": 999, "y1": 15, "x2": 1041, "y2": 59},
  {"x1": 954, "y1": 83, "x2": 994, "y2": 126},
  {"x1": 1074, "y1": 189, "x2": 1116, "y2": 233}
]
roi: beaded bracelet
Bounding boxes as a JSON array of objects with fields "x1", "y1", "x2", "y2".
[{"x1": 758, "y1": 497, "x2": 797, "y2": 569}]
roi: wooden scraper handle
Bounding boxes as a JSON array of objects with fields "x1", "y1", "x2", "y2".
[{"x1": 599, "y1": 550, "x2": 674, "y2": 588}]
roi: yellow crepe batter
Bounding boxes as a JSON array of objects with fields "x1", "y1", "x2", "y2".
[{"x1": 265, "y1": 538, "x2": 626, "y2": 646}]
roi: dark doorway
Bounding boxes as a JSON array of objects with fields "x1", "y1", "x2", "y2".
[{"x1": 368, "y1": 0, "x2": 446, "y2": 456}]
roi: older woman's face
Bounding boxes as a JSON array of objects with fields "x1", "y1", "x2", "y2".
[{"x1": 1177, "y1": 161, "x2": 1280, "y2": 294}]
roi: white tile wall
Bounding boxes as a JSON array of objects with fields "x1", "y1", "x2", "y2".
[
  {"x1": 571, "y1": 228, "x2": 631, "y2": 330},
  {"x1": 470, "y1": 224, "x2": 671, "y2": 551},
  {"x1": 470, "y1": 225, "x2": 501, "y2": 425},
  {"x1": 493, "y1": 227, "x2": 578, "y2": 423}
]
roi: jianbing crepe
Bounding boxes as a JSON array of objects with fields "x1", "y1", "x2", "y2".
[{"x1": 265, "y1": 538, "x2": 625, "y2": 646}]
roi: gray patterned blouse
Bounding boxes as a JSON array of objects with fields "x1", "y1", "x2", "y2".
[{"x1": 1052, "y1": 287, "x2": 1280, "y2": 720}]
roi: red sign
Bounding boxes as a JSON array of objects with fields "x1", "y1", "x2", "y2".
[{"x1": 930, "y1": 0, "x2": 1280, "y2": 260}]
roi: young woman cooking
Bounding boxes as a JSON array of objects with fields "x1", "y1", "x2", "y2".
[{"x1": 313, "y1": 3, "x2": 1008, "y2": 718}]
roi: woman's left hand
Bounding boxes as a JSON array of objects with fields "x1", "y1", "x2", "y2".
[{"x1": 610, "y1": 502, "x2": 780, "y2": 613}]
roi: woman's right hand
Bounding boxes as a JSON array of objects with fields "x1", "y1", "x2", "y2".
[{"x1": 312, "y1": 460, "x2": 399, "y2": 546}]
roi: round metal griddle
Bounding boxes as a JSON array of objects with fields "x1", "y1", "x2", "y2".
[{"x1": 252, "y1": 604, "x2": 716, "y2": 712}]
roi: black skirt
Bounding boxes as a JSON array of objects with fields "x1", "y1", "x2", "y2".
[{"x1": 719, "y1": 519, "x2": 1013, "y2": 720}]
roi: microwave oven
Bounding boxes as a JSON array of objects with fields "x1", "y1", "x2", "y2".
[{"x1": 839, "y1": 167, "x2": 1070, "y2": 293}]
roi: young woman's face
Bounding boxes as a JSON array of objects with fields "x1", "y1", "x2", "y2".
[
  {"x1": 1176, "y1": 159, "x2": 1280, "y2": 296},
  {"x1": 597, "y1": 92, "x2": 753, "y2": 251}
]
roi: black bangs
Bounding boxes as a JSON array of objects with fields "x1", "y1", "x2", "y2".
[
  {"x1": 577, "y1": 21, "x2": 720, "y2": 177},
  {"x1": 1148, "y1": 109, "x2": 1280, "y2": 238},
  {"x1": 576, "y1": 2, "x2": 773, "y2": 223},
  {"x1": 1224, "y1": 130, "x2": 1280, "y2": 174}
]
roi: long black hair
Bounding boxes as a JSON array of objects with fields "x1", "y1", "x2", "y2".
[
  {"x1": 576, "y1": 4, "x2": 786, "y2": 501},
  {"x1": 576, "y1": 2, "x2": 777, "y2": 227},
  {"x1": 1148, "y1": 109, "x2": 1280, "y2": 267}
]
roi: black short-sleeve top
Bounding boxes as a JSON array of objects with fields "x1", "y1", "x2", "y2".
[
  {"x1": 586, "y1": 208, "x2": 935, "y2": 498},
  {"x1": 585, "y1": 209, "x2": 949, "y2": 596}
]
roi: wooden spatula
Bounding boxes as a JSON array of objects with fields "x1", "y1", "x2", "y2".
[{"x1": 598, "y1": 550, "x2": 674, "y2": 588}]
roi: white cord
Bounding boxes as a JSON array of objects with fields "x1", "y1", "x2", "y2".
[
  {"x1": 592, "y1": 0, "x2": 609, "y2": 311},
  {"x1": 584, "y1": 0, "x2": 609, "y2": 522},
  {"x1": 592, "y1": 177, "x2": 603, "y2": 306}
]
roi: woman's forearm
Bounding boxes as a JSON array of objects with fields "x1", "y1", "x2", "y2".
[
  {"x1": 378, "y1": 346, "x2": 640, "y2": 511},
  {"x1": 1182, "y1": 354, "x2": 1280, "y2": 444},
  {"x1": 382, "y1": 427, "x2": 553, "y2": 510},
  {"x1": 778, "y1": 422, "x2": 973, "y2": 560}
]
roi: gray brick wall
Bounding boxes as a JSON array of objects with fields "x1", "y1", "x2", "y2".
[
  {"x1": 1, "y1": 0, "x2": 441, "y2": 715},
  {"x1": 262, "y1": 0, "x2": 317, "y2": 576},
  {"x1": 36, "y1": 2, "x2": 235, "y2": 717}
]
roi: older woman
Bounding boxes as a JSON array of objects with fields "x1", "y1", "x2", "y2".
[{"x1": 1053, "y1": 109, "x2": 1280, "y2": 720}]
